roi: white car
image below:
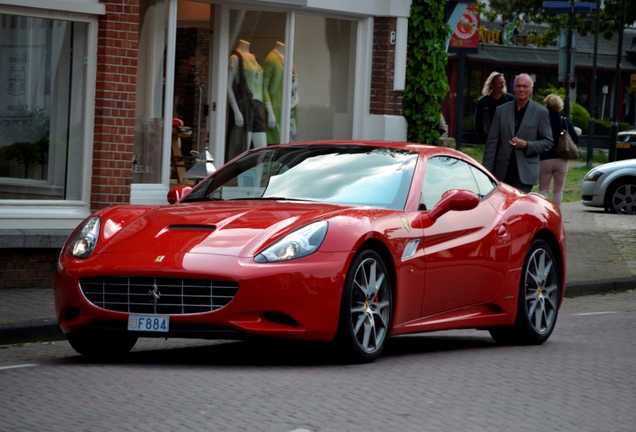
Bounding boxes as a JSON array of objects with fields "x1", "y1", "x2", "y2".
[{"x1": 581, "y1": 159, "x2": 636, "y2": 214}]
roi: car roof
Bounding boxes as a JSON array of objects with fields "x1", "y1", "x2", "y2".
[{"x1": 270, "y1": 140, "x2": 475, "y2": 161}]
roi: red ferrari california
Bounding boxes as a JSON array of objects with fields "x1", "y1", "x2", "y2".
[{"x1": 55, "y1": 141, "x2": 566, "y2": 362}]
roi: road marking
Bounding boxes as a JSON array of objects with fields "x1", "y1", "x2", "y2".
[
  {"x1": 572, "y1": 312, "x2": 618, "y2": 316},
  {"x1": 0, "y1": 364, "x2": 37, "y2": 371}
]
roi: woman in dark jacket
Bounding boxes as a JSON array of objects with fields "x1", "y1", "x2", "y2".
[{"x1": 539, "y1": 94, "x2": 579, "y2": 207}]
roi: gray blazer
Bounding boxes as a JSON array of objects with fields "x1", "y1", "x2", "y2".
[{"x1": 482, "y1": 100, "x2": 553, "y2": 186}]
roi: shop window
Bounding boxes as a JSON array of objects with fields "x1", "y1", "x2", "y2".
[
  {"x1": 225, "y1": 11, "x2": 357, "y2": 161},
  {"x1": 226, "y1": 10, "x2": 286, "y2": 160},
  {"x1": 294, "y1": 15, "x2": 356, "y2": 141},
  {"x1": 0, "y1": 14, "x2": 88, "y2": 200},
  {"x1": 133, "y1": 0, "x2": 169, "y2": 185},
  {"x1": 171, "y1": 1, "x2": 212, "y2": 186}
]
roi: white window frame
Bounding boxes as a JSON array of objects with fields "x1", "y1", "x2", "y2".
[{"x1": 0, "y1": 3, "x2": 102, "y2": 230}]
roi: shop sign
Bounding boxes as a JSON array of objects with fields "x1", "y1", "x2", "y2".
[{"x1": 449, "y1": 3, "x2": 480, "y2": 49}]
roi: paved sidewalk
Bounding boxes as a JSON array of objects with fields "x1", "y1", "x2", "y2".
[{"x1": 1, "y1": 201, "x2": 635, "y2": 345}]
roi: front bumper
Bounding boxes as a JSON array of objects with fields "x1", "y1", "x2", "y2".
[
  {"x1": 55, "y1": 250, "x2": 353, "y2": 342},
  {"x1": 581, "y1": 180, "x2": 603, "y2": 208}
]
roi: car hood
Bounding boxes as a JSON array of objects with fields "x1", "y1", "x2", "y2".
[
  {"x1": 97, "y1": 201, "x2": 347, "y2": 257},
  {"x1": 595, "y1": 159, "x2": 636, "y2": 172}
]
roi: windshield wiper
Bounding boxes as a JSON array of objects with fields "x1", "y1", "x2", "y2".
[
  {"x1": 227, "y1": 196, "x2": 311, "y2": 202},
  {"x1": 181, "y1": 197, "x2": 223, "y2": 203}
]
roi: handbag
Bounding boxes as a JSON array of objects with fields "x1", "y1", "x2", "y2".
[{"x1": 556, "y1": 117, "x2": 580, "y2": 160}]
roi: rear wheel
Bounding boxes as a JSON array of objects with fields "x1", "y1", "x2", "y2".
[
  {"x1": 336, "y1": 249, "x2": 393, "y2": 363},
  {"x1": 67, "y1": 331, "x2": 138, "y2": 358},
  {"x1": 490, "y1": 239, "x2": 560, "y2": 345},
  {"x1": 606, "y1": 180, "x2": 636, "y2": 214}
]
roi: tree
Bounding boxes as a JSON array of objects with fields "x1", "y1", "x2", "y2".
[
  {"x1": 403, "y1": 0, "x2": 451, "y2": 144},
  {"x1": 483, "y1": 0, "x2": 636, "y2": 45}
]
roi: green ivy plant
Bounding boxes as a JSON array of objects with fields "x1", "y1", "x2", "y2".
[{"x1": 403, "y1": 0, "x2": 451, "y2": 144}]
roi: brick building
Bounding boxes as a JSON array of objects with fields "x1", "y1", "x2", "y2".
[{"x1": 0, "y1": 0, "x2": 412, "y2": 289}]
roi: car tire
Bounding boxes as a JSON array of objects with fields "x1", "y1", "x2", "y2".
[
  {"x1": 67, "y1": 332, "x2": 138, "y2": 358},
  {"x1": 336, "y1": 249, "x2": 393, "y2": 363},
  {"x1": 489, "y1": 239, "x2": 560, "y2": 345},
  {"x1": 605, "y1": 180, "x2": 636, "y2": 214}
]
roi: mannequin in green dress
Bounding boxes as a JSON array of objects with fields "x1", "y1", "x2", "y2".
[{"x1": 263, "y1": 41, "x2": 298, "y2": 144}]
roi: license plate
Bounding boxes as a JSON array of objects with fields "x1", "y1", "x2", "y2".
[
  {"x1": 617, "y1": 142, "x2": 630, "y2": 149},
  {"x1": 128, "y1": 315, "x2": 169, "y2": 332}
]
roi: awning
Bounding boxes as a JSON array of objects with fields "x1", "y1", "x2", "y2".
[{"x1": 459, "y1": 43, "x2": 636, "y2": 72}]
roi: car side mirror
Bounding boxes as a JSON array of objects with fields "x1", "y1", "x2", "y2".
[
  {"x1": 412, "y1": 189, "x2": 479, "y2": 229},
  {"x1": 167, "y1": 186, "x2": 193, "y2": 204}
]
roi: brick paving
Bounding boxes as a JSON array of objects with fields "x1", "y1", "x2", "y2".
[{"x1": 1, "y1": 290, "x2": 636, "y2": 431}]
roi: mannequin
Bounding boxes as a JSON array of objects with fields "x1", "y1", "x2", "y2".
[
  {"x1": 226, "y1": 39, "x2": 267, "y2": 160},
  {"x1": 263, "y1": 41, "x2": 298, "y2": 144}
]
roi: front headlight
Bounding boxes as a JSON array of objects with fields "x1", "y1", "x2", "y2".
[
  {"x1": 254, "y1": 221, "x2": 328, "y2": 263},
  {"x1": 69, "y1": 216, "x2": 101, "y2": 258},
  {"x1": 583, "y1": 170, "x2": 603, "y2": 182}
]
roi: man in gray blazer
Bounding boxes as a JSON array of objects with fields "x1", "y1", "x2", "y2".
[{"x1": 482, "y1": 73, "x2": 553, "y2": 193}]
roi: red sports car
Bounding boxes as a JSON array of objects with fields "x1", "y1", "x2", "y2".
[{"x1": 55, "y1": 141, "x2": 566, "y2": 362}]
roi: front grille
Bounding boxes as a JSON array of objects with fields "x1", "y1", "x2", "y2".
[{"x1": 80, "y1": 277, "x2": 239, "y2": 315}]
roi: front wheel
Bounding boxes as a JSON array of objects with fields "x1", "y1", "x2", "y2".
[
  {"x1": 336, "y1": 249, "x2": 393, "y2": 363},
  {"x1": 67, "y1": 331, "x2": 138, "y2": 358},
  {"x1": 606, "y1": 180, "x2": 636, "y2": 214},
  {"x1": 490, "y1": 239, "x2": 561, "y2": 345}
]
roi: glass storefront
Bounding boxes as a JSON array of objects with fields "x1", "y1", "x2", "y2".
[
  {"x1": 0, "y1": 14, "x2": 88, "y2": 200},
  {"x1": 131, "y1": 1, "x2": 360, "y2": 195},
  {"x1": 0, "y1": 0, "x2": 411, "y2": 230},
  {"x1": 224, "y1": 10, "x2": 357, "y2": 157}
]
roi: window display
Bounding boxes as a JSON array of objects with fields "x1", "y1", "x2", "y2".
[
  {"x1": 0, "y1": 14, "x2": 88, "y2": 200},
  {"x1": 228, "y1": 10, "x2": 286, "y2": 151}
]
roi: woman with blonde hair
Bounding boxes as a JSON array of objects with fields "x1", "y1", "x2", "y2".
[
  {"x1": 474, "y1": 71, "x2": 515, "y2": 144},
  {"x1": 539, "y1": 94, "x2": 579, "y2": 207}
]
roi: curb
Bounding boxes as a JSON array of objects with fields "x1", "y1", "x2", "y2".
[
  {"x1": 565, "y1": 278, "x2": 636, "y2": 298},
  {"x1": 0, "y1": 321, "x2": 64, "y2": 345}
]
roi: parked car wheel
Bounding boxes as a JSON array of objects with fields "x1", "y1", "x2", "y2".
[
  {"x1": 337, "y1": 249, "x2": 393, "y2": 363},
  {"x1": 67, "y1": 332, "x2": 138, "y2": 358},
  {"x1": 489, "y1": 239, "x2": 560, "y2": 345},
  {"x1": 605, "y1": 180, "x2": 636, "y2": 214}
]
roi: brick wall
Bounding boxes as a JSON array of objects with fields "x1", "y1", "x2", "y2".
[
  {"x1": 92, "y1": 0, "x2": 140, "y2": 211},
  {"x1": 371, "y1": 17, "x2": 403, "y2": 116},
  {"x1": 0, "y1": 249, "x2": 59, "y2": 289}
]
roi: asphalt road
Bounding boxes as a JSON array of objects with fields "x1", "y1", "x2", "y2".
[{"x1": 1, "y1": 289, "x2": 635, "y2": 432}]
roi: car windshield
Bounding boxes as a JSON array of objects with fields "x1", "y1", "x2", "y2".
[{"x1": 181, "y1": 145, "x2": 418, "y2": 210}]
